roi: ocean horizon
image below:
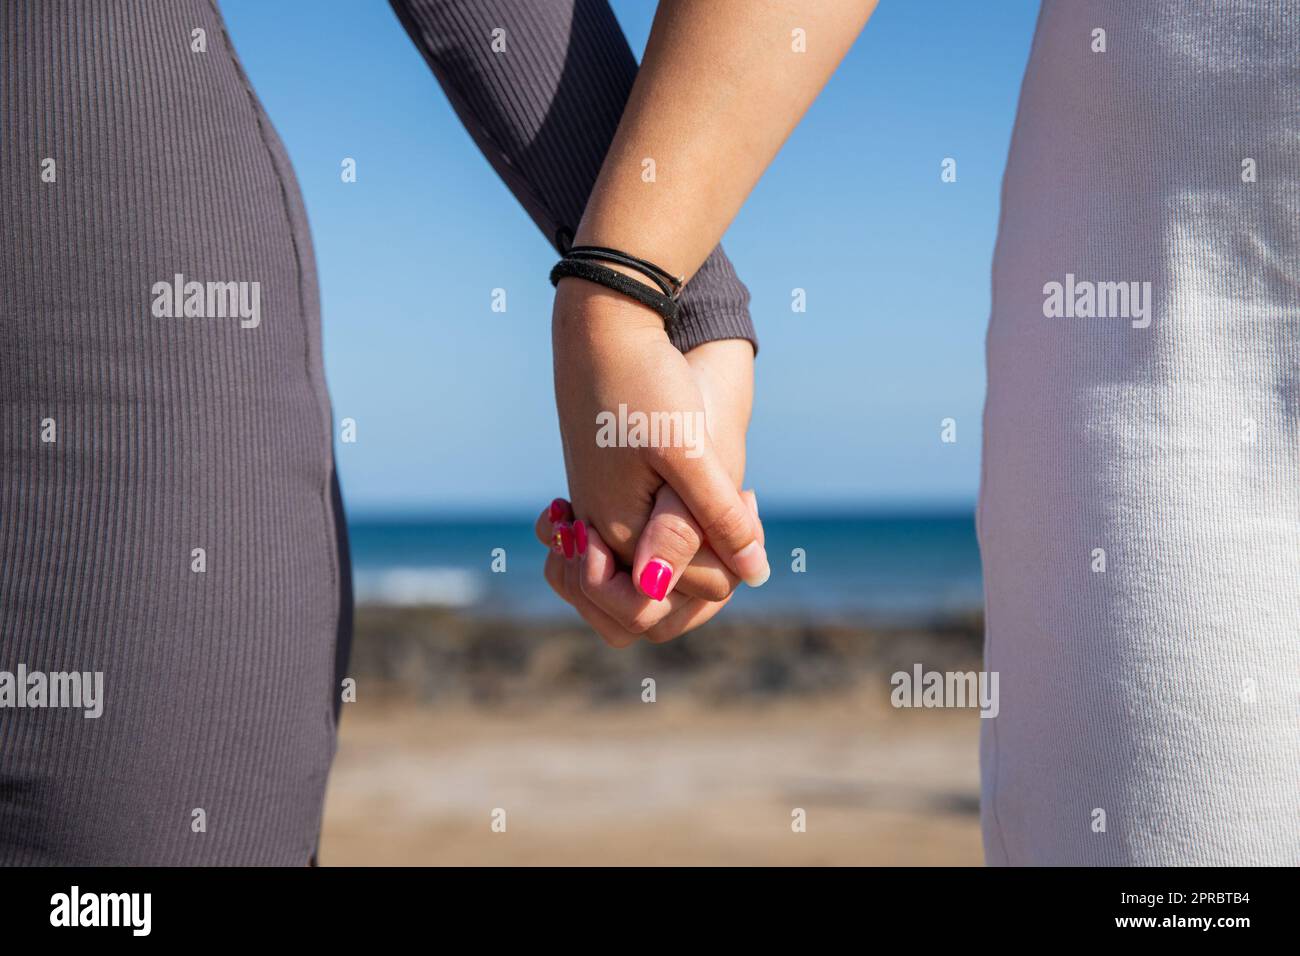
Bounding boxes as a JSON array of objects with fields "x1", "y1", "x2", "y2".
[{"x1": 346, "y1": 508, "x2": 984, "y2": 623}]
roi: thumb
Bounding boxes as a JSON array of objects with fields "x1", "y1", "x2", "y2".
[
  {"x1": 632, "y1": 486, "x2": 704, "y2": 601},
  {"x1": 653, "y1": 445, "x2": 770, "y2": 588}
]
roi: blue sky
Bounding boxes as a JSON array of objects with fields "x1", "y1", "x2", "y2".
[{"x1": 220, "y1": 0, "x2": 1040, "y2": 515}]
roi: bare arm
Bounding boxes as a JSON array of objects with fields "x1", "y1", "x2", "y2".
[
  {"x1": 573, "y1": 0, "x2": 878, "y2": 282},
  {"x1": 388, "y1": 0, "x2": 756, "y2": 352},
  {"x1": 547, "y1": 1, "x2": 875, "y2": 616}
]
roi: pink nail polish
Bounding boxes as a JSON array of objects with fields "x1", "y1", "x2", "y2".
[
  {"x1": 573, "y1": 520, "x2": 588, "y2": 555},
  {"x1": 639, "y1": 560, "x2": 673, "y2": 601},
  {"x1": 549, "y1": 498, "x2": 572, "y2": 523},
  {"x1": 556, "y1": 522, "x2": 575, "y2": 559}
]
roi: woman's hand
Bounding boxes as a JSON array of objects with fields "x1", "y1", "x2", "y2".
[
  {"x1": 545, "y1": 277, "x2": 769, "y2": 635},
  {"x1": 534, "y1": 489, "x2": 762, "y2": 647},
  {"x1": 552, "y1": 278, "x2": 769, "y2": 591}
]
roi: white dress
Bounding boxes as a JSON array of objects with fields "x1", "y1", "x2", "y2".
[{"x1": 979, "y1": 0, "x2": 1300, "y2": 864}]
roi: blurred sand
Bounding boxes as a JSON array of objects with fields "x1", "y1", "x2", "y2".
[
  {"x1": 320, "y1": 691, "x2": 983, "y2": 866},
  {"x1": 318, "y1": 608, "x2": 986, "y2": 865}
]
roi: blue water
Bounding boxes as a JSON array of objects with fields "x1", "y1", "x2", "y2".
[{"x1": 347, "y1": 511, "x2": 984, "y2": 622}]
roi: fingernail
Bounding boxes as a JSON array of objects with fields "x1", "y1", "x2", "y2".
[
  {"x1": 556, "y1": 522, "x2": 575, "y2": 559},
  {"x1": 638, "y1": 559, "x2": 673, "y2": 601},
  {"x1": 733, "y1": 541, "x2": 770, "y2": 588},
  {"x1": 549, "y1": 498, "x2": 572, "y2": 523},
  {"x1": 552, "y1": 521, "x2": 571, "y2": 556},
  {"x1": 573, "y1": 519, "x2": 588, "y2": 555}
]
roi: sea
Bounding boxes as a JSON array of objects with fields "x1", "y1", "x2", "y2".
[{"x1": 348, "y1": 510, "x2": 984, "y2": 623}]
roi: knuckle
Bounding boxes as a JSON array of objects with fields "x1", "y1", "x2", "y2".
[
  {"x1": 624, "y1": 608, "x2": 658, "y2": 635},
  {"x1": 644, "y1": 625, "x2": 679, "y2": 644},
  {"x1": 678, "y1": 569, "x2": 732, "y2": 603},
  {"x1": 700, "y1": 500, "x2": 751, "y2": 548},
  {"x1": 649, "y1": 513, "x2": 700, "y2": 559},
  {"x1": 643, "y1": 440, "x2": 677, "y2": 467},
  {"x1": 596, "y1": 629, "x2": 632, "y2": 649}
]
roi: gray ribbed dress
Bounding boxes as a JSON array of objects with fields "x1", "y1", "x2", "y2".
[
  {"x1": 0, "y1": 0, "x2": 751, "y2": 864},
  {"x1": 980, "y1": 0, "x2": 1300, "y2": 864}
]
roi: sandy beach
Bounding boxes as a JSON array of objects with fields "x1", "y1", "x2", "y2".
[{"x1": 319, "y1": 609, "x2": 986, "y2": 866}]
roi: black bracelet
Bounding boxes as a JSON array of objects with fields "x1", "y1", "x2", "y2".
[
  {"x1": 564, "y1": 245, "x2": 683, "y2": 299},
  {"x1": 549, "y1": 257, "x2": 681, "y2": 325}
]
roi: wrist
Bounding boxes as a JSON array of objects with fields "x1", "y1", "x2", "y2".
[{"x1": 552, "y1": 276, "x2": 672, "y2": 342}]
